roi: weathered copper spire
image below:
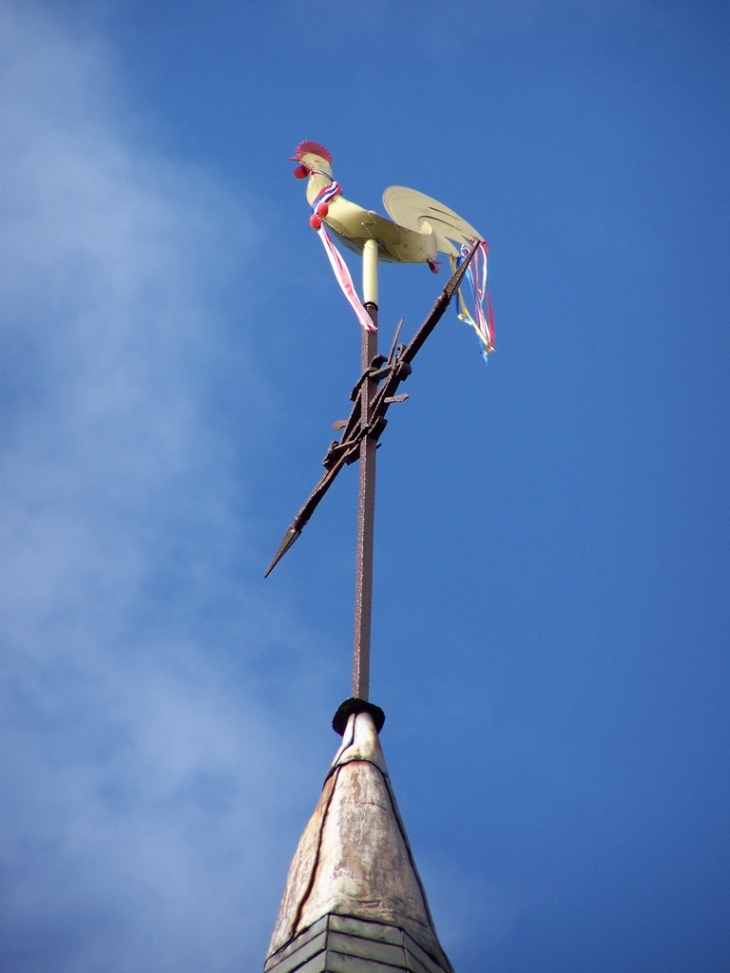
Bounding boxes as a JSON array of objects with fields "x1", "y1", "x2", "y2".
[{"x1": 264, "y1": 704, "x2": 454, "y2": 973}]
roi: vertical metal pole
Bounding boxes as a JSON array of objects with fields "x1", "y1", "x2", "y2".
[{"x1": 352, "y1": 238, "x2": 378, "y2": 700}]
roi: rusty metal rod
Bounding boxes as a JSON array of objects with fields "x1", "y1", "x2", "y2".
[
  {"x1": 352, "y1": 319, "x2": 377, "y2": 700},
  {"x1": 352, "y1": 240, "x2": 379, "y2": 700}
]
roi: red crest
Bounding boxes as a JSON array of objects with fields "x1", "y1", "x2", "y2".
[{"x1": 292, "y1": 140, "x2": 332, "y2": 163}]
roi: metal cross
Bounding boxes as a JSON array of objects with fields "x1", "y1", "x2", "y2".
[{"x1": 265, "y1": 241, "x2": 480, "y2": 701}]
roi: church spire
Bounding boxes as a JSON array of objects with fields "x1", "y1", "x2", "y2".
[{"x1": 264, "y1": 703, "x2": 454, "y2": 973}]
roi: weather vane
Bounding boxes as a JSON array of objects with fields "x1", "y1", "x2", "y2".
[{"x1": 266, "y1": 140, "x2": 494, "y2": 707}]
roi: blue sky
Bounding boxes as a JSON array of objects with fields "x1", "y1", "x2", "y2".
[{"x1": 1, "y1": 1, "x2": 729, "y2": 971}]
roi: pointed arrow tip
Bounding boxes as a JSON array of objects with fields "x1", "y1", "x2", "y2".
[{"x1": 264, "y1": 526, "x2": 301, "y2": 578}]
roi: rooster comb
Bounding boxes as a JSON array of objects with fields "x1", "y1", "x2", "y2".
[{"x1": 293, "y1": 140, "x2": 332, "y2": 163}]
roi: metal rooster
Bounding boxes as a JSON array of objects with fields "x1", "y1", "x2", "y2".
[{"x1": 291, "y1": 140, "x2": 483, "y2": 270}]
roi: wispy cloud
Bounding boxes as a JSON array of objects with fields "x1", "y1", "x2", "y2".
[{"x1": 0, "y1": 4, "x2": 327, "y2": 970}]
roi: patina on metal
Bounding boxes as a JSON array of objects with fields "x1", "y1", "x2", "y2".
[{"x1": 264, "y1": 705, "x2": 455, "y2": 973}]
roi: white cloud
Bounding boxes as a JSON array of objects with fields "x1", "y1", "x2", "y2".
[{"x1": 0, "y1": 4, "x2": 327, "y2": 970}]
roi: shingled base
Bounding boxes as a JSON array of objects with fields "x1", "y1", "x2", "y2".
[{"x1": 264, "y1": 914, "x2": 453, "y2": 973}]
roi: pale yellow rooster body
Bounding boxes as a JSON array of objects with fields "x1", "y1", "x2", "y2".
[{"x1": 291, "y1": 141, "x2": 482, "y2": 268}]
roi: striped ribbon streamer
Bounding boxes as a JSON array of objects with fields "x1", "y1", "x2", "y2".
[
  {"x1": 453, "y1": 240, "x2": 495, "y2": 362},
  {"x1": 310, "y1": 183, "x2": 377, "y2": 333}
]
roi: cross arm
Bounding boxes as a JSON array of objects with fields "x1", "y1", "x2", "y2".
[{"x1": 263, "y1": 240, "x2": 480, "y2": 578}]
